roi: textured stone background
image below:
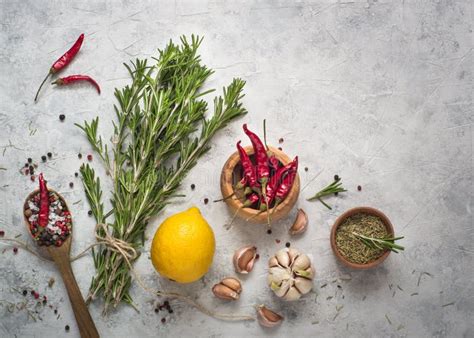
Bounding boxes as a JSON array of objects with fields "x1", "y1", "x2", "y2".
[{"x1": 0, "y1": 0, "x2": 472, "y2": 337}]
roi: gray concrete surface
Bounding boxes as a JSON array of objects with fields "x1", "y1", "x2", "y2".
[{"x1": 0, "y1": 0, "x2": 472, "y2": 337}]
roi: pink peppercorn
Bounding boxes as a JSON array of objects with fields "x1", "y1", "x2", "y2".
[
  {"x1": 87, "y1": 154, "x2": 93, "y2": 161},
  {"x1": 0, "y1": 230, "x2": 4, "y2": 237},
  {"x1": 33, "y1": 292, "x2": 39, "y2": 299},
  {"x1": 13, "y1": 247, "x2": 18, "y2": 254}
]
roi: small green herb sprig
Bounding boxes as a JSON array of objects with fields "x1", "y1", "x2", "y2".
[
  {"x1": 307, "y1": 177, "x2": 346, "y2": 209},
  {"x1": 352, "y1": 232, "x2": 405, "y2": 253}
]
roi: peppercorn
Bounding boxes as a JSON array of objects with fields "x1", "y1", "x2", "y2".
[
  {"x1": 65, "y1": 325, "x2": 70, "y2": 331},
  {"x1": 87, "y1": 154, "x2": 93, "y2": 161},
  {"x1": 304, "y1": 167, "x2": 308, "y2": 172},
  {"x1": 154, "y1": 308, "x2": 159, "y2": 313},
  {"x1": 267, "y1": 229, "x2": 272, "y2": 235},
  {"x1": 54, "y1": 309, "x2": 58, "y2": 314},
  {"x1": 47, "y1": 152, "x2": 52, "y2": 158},
  {"x1": 285, "y1": 242, "x2": 291, "y2": 248},
  {"x1": 78, "y1": 153, "x2": 82, "y2": 159},
  {"x1": 275, "y1": 239, "x2": 281, "y2": 244},
  {"x1": 74, "y1": 172, "x2": 78, "y2": 177},
  {"x1": 190, "y1": 184, "x2": 195, "y2": 190},
  {"x1": 279, "y1": 138, "x2": 284, "y2": 144},
  {"x1": 31, "y1": 290, "x2": 35, "y2": 295},
  {"x1": 59, "y1": 114, "x2": 65, "y2": 121},
  {"x1": 69, "y1": 182, "x2": 74, "y2": 188},
  {"x1": 334, "y1": 192, "x2": 339, "y2": 196},
  {"x1": 41, "y1": 155, "x2": 47, "y2": 162},
  {"x1": 164, "y1": 300, "x2": 170, "y2": 307},
  {"x1": 161, "y1": 318, "x2": 166, "y2": 324},
  {"x1": 357, "y1": 185, "x2": 362, "y2": 191},
  {"x1": 255, "y1": 254, "x2": 260, "y2": 260},
  {"x1": 334, "y1": 174, "x2": 340, "y2": 181},
  {"x1": 28, "y1": 158, "x2": 32, "y2": 163},
  {"x1": 30, "y1": 175, "x2": 35, "y2": 181},
  {"x1": 278, "y1": 147, "x2": 282, "y2": 151},
  {"x1": 88, "y1": 210, "x2": 92, "y2": 216},
  {"x1": 13, "y1": 247, "x2": 18, "y2": 254},
  {"x1": 33, "y1": 292, "x2": 39, "y2": 299},
  {"x1": 0, "y1": 230, "x2": 4, "y2": 237},
  {"x1": 168, "y1": 309, "x2": 173, "y2": 314},
  {"x1": 25, "y1": 163, "x2": 29, "y2": 167},
  {"x1": 204, "y1": 198, "x2": 209, "y2": 204},
  {"x1": 42, "y1": 299, "x2": 47, "y2": 305},
  {"x1": 22, "y1": 290, "x2": 27, "y2": 296}
]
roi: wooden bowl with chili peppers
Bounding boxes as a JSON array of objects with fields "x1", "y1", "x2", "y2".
[{"x1": 220, "y1": 145, "x2": 300, "y2": 224}]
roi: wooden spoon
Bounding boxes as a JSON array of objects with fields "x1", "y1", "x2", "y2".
[{"x1": 24, "y1": 189, "x2": 100, "y2": 338}]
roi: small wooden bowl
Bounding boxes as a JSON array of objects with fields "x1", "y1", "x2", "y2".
[
  {"x1": 220, "y1": 145, "x2": 300, "y2": 224},
  {"x1": 330, "y1": 207, "x2": 394, "y2": 270}
]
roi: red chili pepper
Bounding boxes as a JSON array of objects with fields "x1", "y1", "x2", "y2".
[
  {"x1": 52, "y1": 75, "x2": 101, "y2": 94},
  {"x1": 38, "y1": 173, "x2": 50, "y2": 227},
  {"x1": 243, "y1": 193, "x2": 260, "y2": 207},
  {"x1": 271, "y1": 157, "x2": 298, "y2": 212},
  {"x1": 34, "y1": 33, "x2": 85, "y2": 102},
  {"x1": 261, "y1": 156, "x2": 298, "y2": 210},
  {"x1": 243, "y1": 124, "x2": 269, "y2": 186},
  {"x1": 268, "y1": 155, "x2": 280, "y2": 171},
  {"x1": 235, "y1": 141, "x2": 258, "y2": 189}
]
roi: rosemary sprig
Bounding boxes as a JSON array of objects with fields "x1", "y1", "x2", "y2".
[
  {"x1": 77, "y1": 35, "x2": 247, "y2": 314},
  {"x1": 307, "y1": 178, "x2": 346, "y2": 209},
  {"x1": 352, "y1": 232, "x2": 405, "y2": 253}
]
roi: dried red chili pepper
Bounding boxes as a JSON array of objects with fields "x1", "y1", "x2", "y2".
[
  {"x1": 271, "y1": 157, "x2": 298, "y2": 213},
  {"x1": 34, "y1": 33, "x2": 85, "y2": 102},
  {"x1": 268, "y1": 155, "x2": 280, "y2": 171},
  {"x1": 243, "y1": 124, "x2": 269, "y2": 189},
  {"x1": 261, "y1": 156, "x2": 298, "y2": 210},
  {"x1": 38, "y1": 173, "x2": 50, "y2": 227},
  {"x1": 226, "y1": 193, "x2": 260, "y2": 229},
  {"x1": 52, "y1": 75, "x2": 101, "y2": 94},
  {"x1": 235, "y1": 141, "x2": 258, "y2": 189}
]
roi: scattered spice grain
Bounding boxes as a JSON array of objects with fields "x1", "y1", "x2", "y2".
[{"x1": 59, "y1": 114, "x2": 65, "y2": 121}]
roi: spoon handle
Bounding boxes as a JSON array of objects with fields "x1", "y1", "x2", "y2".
[{"x1": 51, "y1": 251, "x2": 100, "y2": 338}]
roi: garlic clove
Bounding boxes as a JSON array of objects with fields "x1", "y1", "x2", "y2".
[
  {"x1": 283, "y1": 286, "x2": 302, "y2": 301},
  {"x1": 273, "y1": 279, "x2": 291, "y2": 298},
  {"x1": 220, "y1": 277, "x2": 242, "y2": 294},
  {"x1": 275, "y1": 249, "x2": 290, "y2": 267},
  {"x1": 212, "y1": 283, "x2": 240, "y2": 301},
  {"x1": 292, "y1": 253, "x2": 311, "y2": 270},
  {"x1": 287, "y1": 248, "x2": 300, "y2": 265},
  {"x1": 257, "y1": 305, "x2": 284, "y2": 328},
  {"x1": 288, "y1": 208, "x2": 308, "y2": 235},
  {"x1": 233, "y1": 245, "x2": 257, "y2": 274},
  {"x1": 268, "y1": 256, "x2": 279, "y2": 268},
  {"x1": 294, "y1": 277, "x2": 313, "y2": 295}
]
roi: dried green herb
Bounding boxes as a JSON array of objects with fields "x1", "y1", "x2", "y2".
[{"x1": 335, "y1": 213, "x2": 391, "y2": 264}]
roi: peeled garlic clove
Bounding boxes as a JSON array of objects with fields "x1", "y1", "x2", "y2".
[
  {"x1": 233, "y1": 245, "x2": 257, "y2": 274},
  {"x1": 292, "y1": 253, "x2": 311, "y2": 270},
  {"x1": 276, "y1": 249, "x2": 290, "y2": 267},
  {"x1": 294, "y1": 277, "x2": 313, "y2": 295},
  {"x1": 212, "y1": 283, "x2": 240, "y2": 301},
  {"x1": 257, "y1": 305, "x2": 284, "y2": 328},
  {"x1": 220, "y1": 277, "x2": 242, "y2": 294},
  {"x1": 283, "y1": 286, "x2": 302, "y2": 301},
  {"x1": 289, "y1": 208, "x2": 308, "y2": 235},
  {"x1": 273, "y1": 279, "x2": 291, "y2": 298}
]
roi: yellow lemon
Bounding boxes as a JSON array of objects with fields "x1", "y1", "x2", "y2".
[{"x1": 151, "y1": 207, "x2": 215, "y2": 283}]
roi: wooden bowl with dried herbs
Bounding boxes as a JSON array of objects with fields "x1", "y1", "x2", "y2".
[{"x1": 330, "y1": 207, "x2": 404, "y2": 269}]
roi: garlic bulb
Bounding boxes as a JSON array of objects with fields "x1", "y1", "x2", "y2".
[{"x1": 267, "y1": 248, "x2": 314, "y2": 301}]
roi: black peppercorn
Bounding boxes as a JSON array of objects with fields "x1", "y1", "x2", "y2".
[
  {"x1": 304, "y1": 167, "x2": 308, "y2": 172},
  {"x1": 357, "y1": 185, "x2": 362, "y2": 191},
  {"x1": 164, "y1": 300, "x2": 170, "y2": 307},
  {"x1": 88, "y1": 210, "x2": 93, "y2": 216},
  {"x1": 155, "y1": 308, "x2": 159, "y2": 313},
  {"x1": 267, "y1": 229, "x2": 272, "y2": 235},
  {"x1": 23, "y1": 290, "x2": 27, "y2": 296},
  {"x1": 74, "y1": 172, "x2": 78, "y2": 177},
  {"x1": 78, "y1": 153, "x2": 82, "y2": 159},
  {"x1": 59, "y1": 114, "x2": 65, "y2": 121},
  {"x1": 27, "y1": 158, "x2": 32, "y2": 163},
  {"x1": 190, "y1": 184, "x2": 195, "y2": 190},
  {"x1": 65, "y1": 325, "x2": 70, "y2": 331},
  {"x1": 69, "y1": 182, "x2": 74, "y2": 188},
  {"x1": 47, "y1": 152, "x2": 52, "y2": 158},
  {"x1": 204, "y1": 198, "x2": 209, "y2": 204},
  {"x1": 161, "y1": 318, "x2": 166, "y2": 324},
  {"x1": 168, "y1": 309, "x2": 173, "y2": 314},
  {"x1": 334, "y1": 174, "x2": 340, "y2": 181},
  {"x1": 41, "y1": 155, "x2": 47, "y2": 162},
  {"x1": 285, "y1": 242, "x2": 291, "y2": 248}
]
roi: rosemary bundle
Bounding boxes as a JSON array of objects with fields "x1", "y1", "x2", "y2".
[{"x1": 77, "y1": 35, "x2": 247, "y2": 313}]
